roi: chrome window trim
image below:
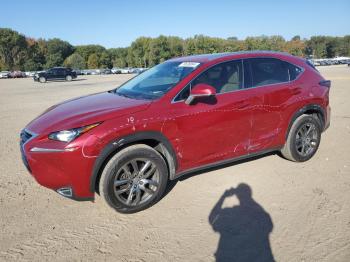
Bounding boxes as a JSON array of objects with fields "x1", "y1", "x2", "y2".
[{"x1": 171, "y1": 56, "x2": 305, "y2": 104}]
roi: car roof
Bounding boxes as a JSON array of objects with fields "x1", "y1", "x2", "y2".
[{"x1": 169, "y1": 50, "x2": 296, "y2": 64}]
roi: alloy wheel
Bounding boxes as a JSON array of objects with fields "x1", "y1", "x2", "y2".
[
  {"x1": 113, "y1": 158, "x2": 159, "y2": 206},
  {"x1": 295, "y1": 122, "x2": 319, "y2": 157}
]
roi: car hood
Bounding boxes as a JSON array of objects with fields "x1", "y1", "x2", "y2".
[{"x1": 26, "y1": 91, "x2": 152, "y2": 134}]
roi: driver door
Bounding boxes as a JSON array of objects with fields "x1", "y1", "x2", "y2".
[
  {"x1": 165, "y1": 60, "x2": 257, "y2": 172},
  {"x1": 46, "y1": 69, "x2": 55, "y2": 80}
]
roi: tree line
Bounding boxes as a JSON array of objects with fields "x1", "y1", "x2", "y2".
[{"x1": 0, "y1": 28, "x2": 349, "y2": 71}]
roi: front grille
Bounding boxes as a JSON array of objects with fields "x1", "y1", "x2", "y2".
[
  {"x1": 19, "y1": 129, "x2": 36, "y2": 173},
  {"x1": 20, "y1": 129, "x2": 33, "y2": 145}
]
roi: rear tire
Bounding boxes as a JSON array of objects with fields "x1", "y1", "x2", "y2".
[
  {"x1": 99, "y1": 144, "x2": 169, "y2": 213},
  {"x1": 39, "y1": 76, "x2": 46, "y2": 83},
  {"x1": 281, "y1": 114, "x2": 321, "y2": 162}
]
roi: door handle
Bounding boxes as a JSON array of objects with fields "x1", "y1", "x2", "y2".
[
  {"x1": 290, "y1": 87, "x2": 302, "y2": 95},
  {"x1": 234, "y1": 101, "x2": 250, "y2": 109}
]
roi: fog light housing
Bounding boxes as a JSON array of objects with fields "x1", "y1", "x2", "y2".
[{"x1": 57, "y1": 187, "x2": 73, "y2": 198}]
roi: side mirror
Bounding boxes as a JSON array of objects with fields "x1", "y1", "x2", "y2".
[{"x1": 185, "y1": 83, "x2": 216, "y2": 105}]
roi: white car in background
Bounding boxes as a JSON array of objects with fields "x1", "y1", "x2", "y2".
[
  {"x1": 25, "y1": 71, "x2": 36, "y2": 77},
  {"x1": 120, "y1": 67, "x2": 132, "y2": 74},
  {"x1": 0, "y1": 71, "x2": 10, "y2": 78},
  {"x1": 111, "y1": 67, "x2": 121, "y2": 74}
]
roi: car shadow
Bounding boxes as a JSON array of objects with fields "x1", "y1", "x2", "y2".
[
  {"x1": 209, "y1": 184, "x2": 275, "y2": 262},
  {"x1": 160, "y1": 152, "x2": 276, "y2": 211},
  {"x1": 39, "y1": 78, "x2": 87, "y2": 83}
]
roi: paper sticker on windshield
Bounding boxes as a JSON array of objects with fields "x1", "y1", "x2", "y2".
[{"x1": 178, "y1": 62, "x2": 200, "y2": 68}]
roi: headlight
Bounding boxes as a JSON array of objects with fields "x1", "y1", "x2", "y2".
[{"x1": 48, "y1": 123, "x2": 101, "y2": 142}]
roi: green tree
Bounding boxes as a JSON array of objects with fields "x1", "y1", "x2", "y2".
[
  {"x1": 24, "y1": 38, "x2": 45, "y2": 70},
  {"x1": 291, "y1": 35, "x2": 301, "y2": 41},
  {"x1": 45, "y1": 53, "x2": 63, "y2": 68},
  {"x1": 2, "y1": 27, "x2": 350, "y2": 71},
  {"x1": 45, "y1": 38, "x2": 74, "y2": 68},
  {"x1": 0, "y1": 28, "x2": 28, "y2": 70},
  {"x1": 338, "y1": 35, "x2": 350, "y2": 56},
  {"x1": 109, "y1": 47, "x2": 128, "y2": 67},
  {"x1": 75, "y1": 45, "x2": 105, "y2": 66},
  {"x1": 305, "y1": 36, "x2": 328, "y2": 58},
  {"x1": 99, "y1": 51, "x2": 112, "y2": 68},
  {"x1": 148, "y1": 35, "x2": 171, "y2": 66},
  {"x1": 168, "y1": 36, "x2": 184, "y2": 58},
  {"x1": 64, "y1": 53, "x2": 86, "y2": 69},
  {"x1": 75, "y1": 45, "x2": 105, "y2": 60},
  {"x1": 128, "y1": 37, "x2": 152, "y2": 67},
  {"x1": 285, "y1": 39, "x2": 305, "y2": 57},
  {"x1": 23, "y1": 59, "x2": 39, "y2": 71},
  {"x1": 87, "y1": 53, "x2": 99, "y2": 68}
]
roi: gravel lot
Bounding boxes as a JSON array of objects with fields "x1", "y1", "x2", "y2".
[{"x1": 0, "y1": 66, "x2": 349, "y2": 261}]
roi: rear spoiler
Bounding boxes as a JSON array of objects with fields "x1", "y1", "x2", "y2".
[{"x1": 319, "y1": 80, "x2": 331, "y2": 88}]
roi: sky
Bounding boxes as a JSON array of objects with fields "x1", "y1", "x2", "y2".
[{"x1": 1, "y1": 0, "x2": 349, "y2": 48}]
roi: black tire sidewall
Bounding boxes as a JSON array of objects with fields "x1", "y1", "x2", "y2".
[
  {"x1": 290, "y1": 116, "x2": 321, "y2": 162},
  {"x1": 102, "y1": 146, "x2": 168, "y2": 213}
]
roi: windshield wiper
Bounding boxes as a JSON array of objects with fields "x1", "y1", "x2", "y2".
[{"x1": 115, "y1": 91, "x2": 132, "y2": 99}]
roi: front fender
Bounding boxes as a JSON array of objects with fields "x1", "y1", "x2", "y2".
[{"x1": 89, "y1": 130, "x2": 178, "y2": 193}]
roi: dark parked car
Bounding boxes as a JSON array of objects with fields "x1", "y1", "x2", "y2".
[
  {"x1": 100, "y1": 68, "x2": 112, "y2": 74},
  {"x1": 20, "y1": 51, "x2": 331, "y2": 213},
  {"x1": 73, "y1": 69, "x2": 84, "y2": 75},
  {"x1": 34, "y1": 67, "x2": 77, "y2": 83}
]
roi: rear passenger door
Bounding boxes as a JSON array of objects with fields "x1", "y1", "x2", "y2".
[
  {"x1": 46, "y1": 69, "x2": 55, "y2": 80},
  {"x1": 57, "y1": 68, "x2": 66, "y2": 79},
  {"x1": 244, "y1": 58, "x2": 303, "y2": 152}
]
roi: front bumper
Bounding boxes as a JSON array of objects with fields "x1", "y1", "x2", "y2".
[{"x1": 20, "y1": 129, "x2": 97, "y2": 201}]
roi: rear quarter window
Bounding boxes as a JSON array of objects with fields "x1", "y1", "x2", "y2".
[
  {"x1": 249, "y1": 58, "x2": 289, "y2": 87},
  {"x1": 246, "y1": 58, "x2": 303, "y2": 88},
  {"x1": 285, "y1": 62, "x2": 303, "y2": 81}
]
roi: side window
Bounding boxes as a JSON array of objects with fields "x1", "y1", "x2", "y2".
[
  {"x1": 249, "y1": 58, "x2": 289, "y2": 87},
  {"x1": 175, "y1": 84, "x2": 191, "y2": 101},
  {"x1": 286, "y1": 62, "x2": 303, "y2": 81},
  {"x1": 174, "y1": 60, "x2": 243, "y2": 102},
  {"x1": 192, "y1": 60, "x2": 243, "y2": 94}
]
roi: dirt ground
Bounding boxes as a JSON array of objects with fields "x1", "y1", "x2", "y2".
[{"x1": 0, "y1": 66, "x2": 349, "y2": 262}]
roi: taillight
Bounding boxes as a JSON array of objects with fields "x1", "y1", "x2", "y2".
[{"x1": 319, "y1": 80, "x2": 331, "y2": 88}]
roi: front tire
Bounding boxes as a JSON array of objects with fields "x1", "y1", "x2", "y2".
[
  {"x1": 66, "y1": 75, "x2": 72, "y2": 81},
  {"x1": 99, "y1": 144, "x2": 169, "y2": 213},
  {"x1": 39, "y1": 76, "x2": 46, "y2": 83},
  {"x1": 281, "y1": 114, "x2": 321, "y2": 162}
]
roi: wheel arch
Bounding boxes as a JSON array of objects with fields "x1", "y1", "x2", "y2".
[
  {"x1": 285, "y1": 104, "x2": 326, "y2": 140},
  {"x1": 90, "y1": 131, "x2": 177, "y2": 194}
]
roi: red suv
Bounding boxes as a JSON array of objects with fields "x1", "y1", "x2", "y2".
[{"x1": 20, "y1": 51, "x2": 331, "y2": 213}]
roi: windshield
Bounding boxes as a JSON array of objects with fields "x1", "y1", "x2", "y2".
[{"x1": 115, "y1": 61, "x2": 201, "y2": 100}]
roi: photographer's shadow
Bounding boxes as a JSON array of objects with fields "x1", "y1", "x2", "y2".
[{"x1": 209, "y1": 184, "x2": 275, "y2": 262}]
